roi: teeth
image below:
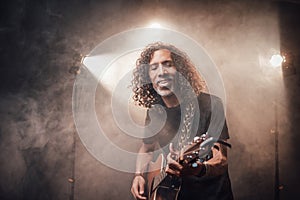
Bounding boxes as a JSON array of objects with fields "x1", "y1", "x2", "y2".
[{"x1": 158, "y1": 80, "x2": 169, "y2": 87}]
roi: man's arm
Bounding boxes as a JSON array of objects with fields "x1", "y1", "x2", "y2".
[
  {"x1": 131, "y1": 142, "x2": 157, "y2": 200},
  {"x1": 203, "y1": 142, "x2": 228, "y2": 177}
]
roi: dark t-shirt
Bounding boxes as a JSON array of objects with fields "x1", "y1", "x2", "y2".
[{"x1": 143, "y1": 92, "x2": 234, "y2": 200}]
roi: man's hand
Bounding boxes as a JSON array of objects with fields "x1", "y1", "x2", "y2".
[
  {"x1": 131, "y1": 175, "x2": 147, "y2": 200},
  {"x1": 165, "y1": 143, "x2": 205, "y2": 177}
]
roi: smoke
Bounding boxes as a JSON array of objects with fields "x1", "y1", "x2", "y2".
[{"x1": 1, "y1": 0, "x2": 300, "y2": 199}]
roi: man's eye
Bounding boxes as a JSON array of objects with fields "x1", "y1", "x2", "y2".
[
  {"x1": 163, "y1": 61, "x2": 173, "y2": 67},
  {"x1": 150, "y1": 64, "x2": 158, "y2": 70}
]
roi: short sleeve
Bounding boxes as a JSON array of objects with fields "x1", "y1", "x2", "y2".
[{"x1": 210, "y1": 95, "x2": 229, "y2": 140}]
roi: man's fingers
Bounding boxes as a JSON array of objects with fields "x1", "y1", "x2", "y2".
[
  {"x1": 131, "y1": 177, "x2": 146, "y2": 200},
  {"x1": 168, "y1": 143, "x2": 179, "y2": 160},
  {"x1": 135, "y1": 185, "x2": 146, "y2": 200},
  {"x1": 166, "y1": 165, "x2": 181, "y2": 177},
  {"x1": 167, "y1": 152, "x2": 175, "y2": 162},
  {"x1": 138, "y1": 180, "x2": 144, "y2": 195},
  {"x1": 136, "y1": 193, "x2": 147, "y2": 200},
  {"x1": 168, "y1": 161, "x2": 183, "y2": 171}
]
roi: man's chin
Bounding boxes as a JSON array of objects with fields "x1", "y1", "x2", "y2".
[{"x1": 157, "y1": 90, "x2": 174, "y2": 97}]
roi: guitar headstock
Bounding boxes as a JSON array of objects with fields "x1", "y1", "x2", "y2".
[{"x1": 179, "y1": 135, "x2": 215, "y2": 165}]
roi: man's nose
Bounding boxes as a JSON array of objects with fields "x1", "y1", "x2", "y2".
[{"x1": 157, "y1": 64, "x2": 167, "y2": 76}]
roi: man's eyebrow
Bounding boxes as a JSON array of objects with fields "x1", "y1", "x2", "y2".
[{"x1": 149, "y1": 59, "x2": 173, "y2": 65}]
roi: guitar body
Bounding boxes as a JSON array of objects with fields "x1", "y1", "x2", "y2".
[
  {"x1": 146, "y1": 154, "x2": 181, "y2": 200},
  {"x1": 145, "y1": 135, "x2": 217, "y2": 200},
  {"x1": 150, "y1": 185, "x2": 180, "y2": 200}
]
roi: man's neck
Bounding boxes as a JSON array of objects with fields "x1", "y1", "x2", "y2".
[{"x1": 161, "y1": 94, "x2": 180, "y2": 108}]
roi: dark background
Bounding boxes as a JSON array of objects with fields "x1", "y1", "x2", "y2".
[{"x1": 0, "y1": 0, "x2": 300, "y2": 199}]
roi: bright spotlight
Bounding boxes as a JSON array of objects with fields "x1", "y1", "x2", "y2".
[
  {"x1": 149, "y1": 22, "x2": 162, "y2": 29},
  {"x1": 270, "y1": 54, "x2": 284, "y2": 68}
]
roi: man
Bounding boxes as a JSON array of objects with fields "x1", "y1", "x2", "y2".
[{"x1": 130, "y1": 42, "x2": 233, "y2": 200}]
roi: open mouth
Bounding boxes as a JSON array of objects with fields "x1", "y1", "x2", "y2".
[{"x1": 157, "y1": 79, "x2": 172, "y2": 87}]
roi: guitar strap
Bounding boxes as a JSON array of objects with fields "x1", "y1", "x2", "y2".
[{"x1": 175, "y1": 101, "x2": 196, "y2": 151}]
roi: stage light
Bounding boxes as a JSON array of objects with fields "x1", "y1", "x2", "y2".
[
  {"x1": 148, "y1": 22, "x2": 162, "y2": 29},
  {"x1": 270, "y1": 54, "x2": 284, "y2": 68},
  {"x1": 69, "y1": 53, "x2": 85, "y2": 75}
]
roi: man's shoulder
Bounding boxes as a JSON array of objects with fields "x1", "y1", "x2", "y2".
[
  {"x1": 198, "y1": 92, "x2": 223, "y2": 103},
  {"x1": 198, "y1": 92, "x2": 225, "y2": 111},
  {"x1": 199, "y1": 92, "x2": 221, "y2": 99}
]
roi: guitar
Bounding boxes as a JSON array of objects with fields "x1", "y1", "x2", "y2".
[{"x1": 146, "y1": 135, "x2": 217, "y2": 200}]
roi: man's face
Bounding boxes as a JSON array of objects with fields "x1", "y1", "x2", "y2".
[{"x1": 148, "y1": 49, "x2": 178, "y2": 97}]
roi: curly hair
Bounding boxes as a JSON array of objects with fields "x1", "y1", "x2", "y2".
[{"x1": 132, "y1": 42, "x2": 206, "y2": 108}]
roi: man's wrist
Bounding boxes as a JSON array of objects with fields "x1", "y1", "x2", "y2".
[{"x1": 134, "y1": 172, "x2": 144, "y2": 177}]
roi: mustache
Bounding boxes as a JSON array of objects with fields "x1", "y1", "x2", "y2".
[{"x1": 156, "y1": 75, "x2": 174, "y2": 84}]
